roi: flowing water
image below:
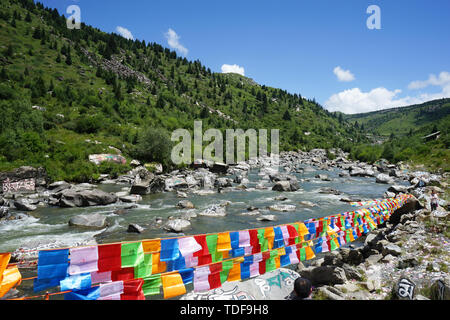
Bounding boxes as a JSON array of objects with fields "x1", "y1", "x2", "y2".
[{"x1": 0, "y1": 166, "x2": 404, "y2": 254}]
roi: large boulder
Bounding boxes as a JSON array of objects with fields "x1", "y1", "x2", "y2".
[
  {"x1": 163, "y1": 218, "x2": 191, "y2": 233},
  {"x1": 165, "y1": 177, "x2": 189, "y2": 191},
  {"x1": 272, "y1": 180, "x2": 299, "y2": 192},
  {"x1": 0, "y1": 166, "x2": 47, "y2": 190},
  {"x1": 59, "y1": 189, "x2": 117, "y2": 207},
  {"x1": 129, "y1": 168, "x2": 156, "y2": 195},
  {"x1": 199, "y1": 204, "x2": 227, "y2": 217},
  {"x1": 376, "y1": 174, "x2": 394, "y2": 184},
  {"x1": 181, "y1": 268, "x2": 300, "y2": 300},
  {"x1": 13, "y1": 199, "x2": 37, "y2": 211},
  {"x1": 68, "y1": 213, "x2": 107, "y2": 229},
  {"x1": 298, "y1": 265, "x2": 347, "y2": 286}
]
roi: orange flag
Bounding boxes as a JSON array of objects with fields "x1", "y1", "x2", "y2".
[
  {"x1": 142, "y1": 239, "x2": 161, "y2": 253},
  {"x1": 0, "y1": 266, "x2": 22, "y2": 298},
  {"x1": 0, "y1": 253, "x2": 11, "y2": 283},
  {"x1": 305, "y1": 246, "x2": 315, "y2": 260},
  {"x1": 227, "y1": 262, "x2": 241, "y2": 282},
  {"x1": 264, "y1": 228, "x2": 275, "y2": 250},
  {"x1": 151, "y1": 253, "x2": 166, "y2": 274},
  {"x1": 161, "y1": 273, "x2": 186, "y2": 299},
  {"x1": 216, "y1": 233, "x2": 232, "y2": 252}
]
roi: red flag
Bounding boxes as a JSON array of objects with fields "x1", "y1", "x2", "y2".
[
  {"x1": 286, "y1": 225, "x2": 298, "y2": 245},
  {"x1": 111, "y1": 267, "x2": 134, "y2": 282},
  {"x1": 98, "y1": 244, "x2": 122, "y2": 272},
  {"x1": 208, "y1": 273, "x2": 222, "y2": 290},
  {"x1": 121, "y1": 279, "x2": 145, "y2": 300},
  {"x1": 249, "y1": 230, "x2": 260, "y2": 254},
  {"x1": 193, "y1": 235, "x2": 211, "y2": 265}
]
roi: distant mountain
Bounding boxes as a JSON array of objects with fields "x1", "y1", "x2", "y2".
[
  {"x1": 341, "y1": 98, "x2": 449, "y2": 173},
  {"x1": 343, "y1": 98, "x2": 450, "y2": 137},
  {"x1": 0, "y1": 0, "x2": 366, "y2": 182}
]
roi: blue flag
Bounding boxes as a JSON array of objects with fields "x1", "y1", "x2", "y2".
[
  {"x1": 160, "y1": 239, "x2": 180, "y2": 262},
  {"x1": 179, "y1": 268, "x2": 194, "y2": 285},
  {"x1": 64, "y1": 287, "x2": 100, "y2": 300},
  {"x1": 60, "y1": 273, "x2": 92, "y2": 291}
]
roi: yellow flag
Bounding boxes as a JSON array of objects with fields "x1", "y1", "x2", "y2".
[
  {"x1": 217, "y1": 233, "x2": 232, "y2": 252},
  {"x1": 161, "y1": 273, "x2": 186, "y2": 299},
  {"x1": 297, "y1": 223, "x2": 309, "y2": 237}
]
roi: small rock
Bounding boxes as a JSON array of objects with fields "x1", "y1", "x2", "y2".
[{"x1": 127, "y1": 224, "x2": 145, "y2": 233}]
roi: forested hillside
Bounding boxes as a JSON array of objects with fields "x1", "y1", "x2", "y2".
[
  {"x1": 0, "y1": 0, "x2": 366, "y2": 182},
  {"x1": 343, "y1": 99, "x2": 450, "y2": 172}
]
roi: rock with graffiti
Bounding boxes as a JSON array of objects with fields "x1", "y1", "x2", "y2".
[
  {"x1": 88, "y1": 154, "x2": 127, "y2": 165},
  {"x1": 2, "y1": 178, "x2": 35, "y2": 193},
  {"x1": 180, "y1": 268, "x2": 300, "y2": 300}
]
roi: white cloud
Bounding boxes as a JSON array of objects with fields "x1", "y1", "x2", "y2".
[
  {"x1": 325, "y1": 86, "x2": 450, "y2": 114},
  {"x1": 115, "y1": 26, "x2": 134, "y2": 40},
  {"x1": 221, "y1": 64, "x2": 245, "y2": 76},
  {"x1": 408, "y1": 71, "x2": 450, "y2": 90},
  {"x1": 326, "y1": 70, "x2": 450, "y2": 114},
  {"x1": 333, "y1": 66, "x2": 355, "y2": 82},
  {"x1": 164, "y1": 28, "x2": 188, "y2": 56}
]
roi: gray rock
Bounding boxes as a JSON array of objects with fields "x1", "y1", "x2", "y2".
[
  {"x1": 69, "y1": 213, "x2": 107, "y2": 229},
  {"x1": 365, "y1": 253, "x2": 383, "y2": 266},
  {"x1": 48, "y1": 181, "x2": 72, "y2": 193},
  {"x1": 199, "y1": 204, "x2": 227, "y2": 217},
  {"x1": 119, "y1": 195, "x2": 142, "y2": 203},
  {"x1": 316, "y1": 174, "x2": 331, "y2": 181},
  {"x1": 214, "y1": 177, "x2": 233, "y2": 188},
  {"x1": 341, "y1": 264, "x2": 364, "y2": 281},
  {"x1": 430, "y1": 277, "x2": 450, "y2": 300},
  {"x1": 376, "y1": 174, "x2": 394, "y2": 184},
  {"x1": 381, "y1": 243, "x2": 402, "y2": 257},
  {"x1": 315, "y1": 286, "x2": 345, "y2": 300},
  {"x1": 272, "y1": 180, "x2": 299, "y2": 192},
  {"x1": 127, "y1": 223, "x2": 145, "y2": 233},
  {"x1": 299, "y1": 265, "x2": 347, "y2": 286},
  {"x1": 318, "y1": 187, "x2": 342, "y2": 195},
  {"x1": 257, "y1": 215, "x2": 277, "y2": 222},
  {"x1": 13, "y1": 199, "x2": 37, "y2": 211},
  {"x1": 129, "y1": 168, "x2": 156, "y2": 195},
  {"x1": 268, "y1": 204, "x2": 296, "y2": 212},
  {"x1": 176, "y1": 200, "x2": 195, "y2": 209},
  {"x1": 163, "y1": 218, "x2": 191, "y2": 233},
  {"x1": 59, "y1": 189, "x2": 117, "y2": 207},
  {"x1": 298, "y1": 201, "x2": 317, "y2": 208},
  {"x1": 397, "y1": 257, "x2": 419, "y2": 269}
]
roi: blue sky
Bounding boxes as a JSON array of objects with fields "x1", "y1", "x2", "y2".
[{"x1": 39, "y1": 0, "x2": 450, "y2": 114}]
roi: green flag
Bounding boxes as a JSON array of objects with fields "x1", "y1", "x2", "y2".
[
  {"x1": 121, "y1": 241, "x2": 144, "y2": 268},
  {"x1": 299, "y1": 248, "x2": 306, "y2": 261},
  {"x1": 265, "y1": 257, "x2": 276, "y2": 272},
  {"x1": 257, "y1": 229, "x2": 269, "y2": 252},
  {"x1": 220, "y1": 260, "x2": 234, "y2": 283},
  {"x1": 206, "y1": 234, "x2": 223, "y2": 263},
  {"x1": 134, "y1": 253, "x2": 153, "y2": 279},
  {"x1": 142, "y1": 274, "x2": 162, "y2": 296}
]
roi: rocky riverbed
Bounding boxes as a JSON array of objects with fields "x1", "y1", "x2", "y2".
[{"x1": 1, "y1": 148, "x2": 448, "y2": 300}]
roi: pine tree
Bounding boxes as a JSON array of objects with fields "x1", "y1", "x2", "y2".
[
  {"x1": 65, "y1": 47, "x2": 72, "y2": 65},
  {"x1": 283, "y1": 109, "x2": 291, "y2": 121},
  {"x1": 25, "y1": 12, "x2": 32, "y2": 22}
]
